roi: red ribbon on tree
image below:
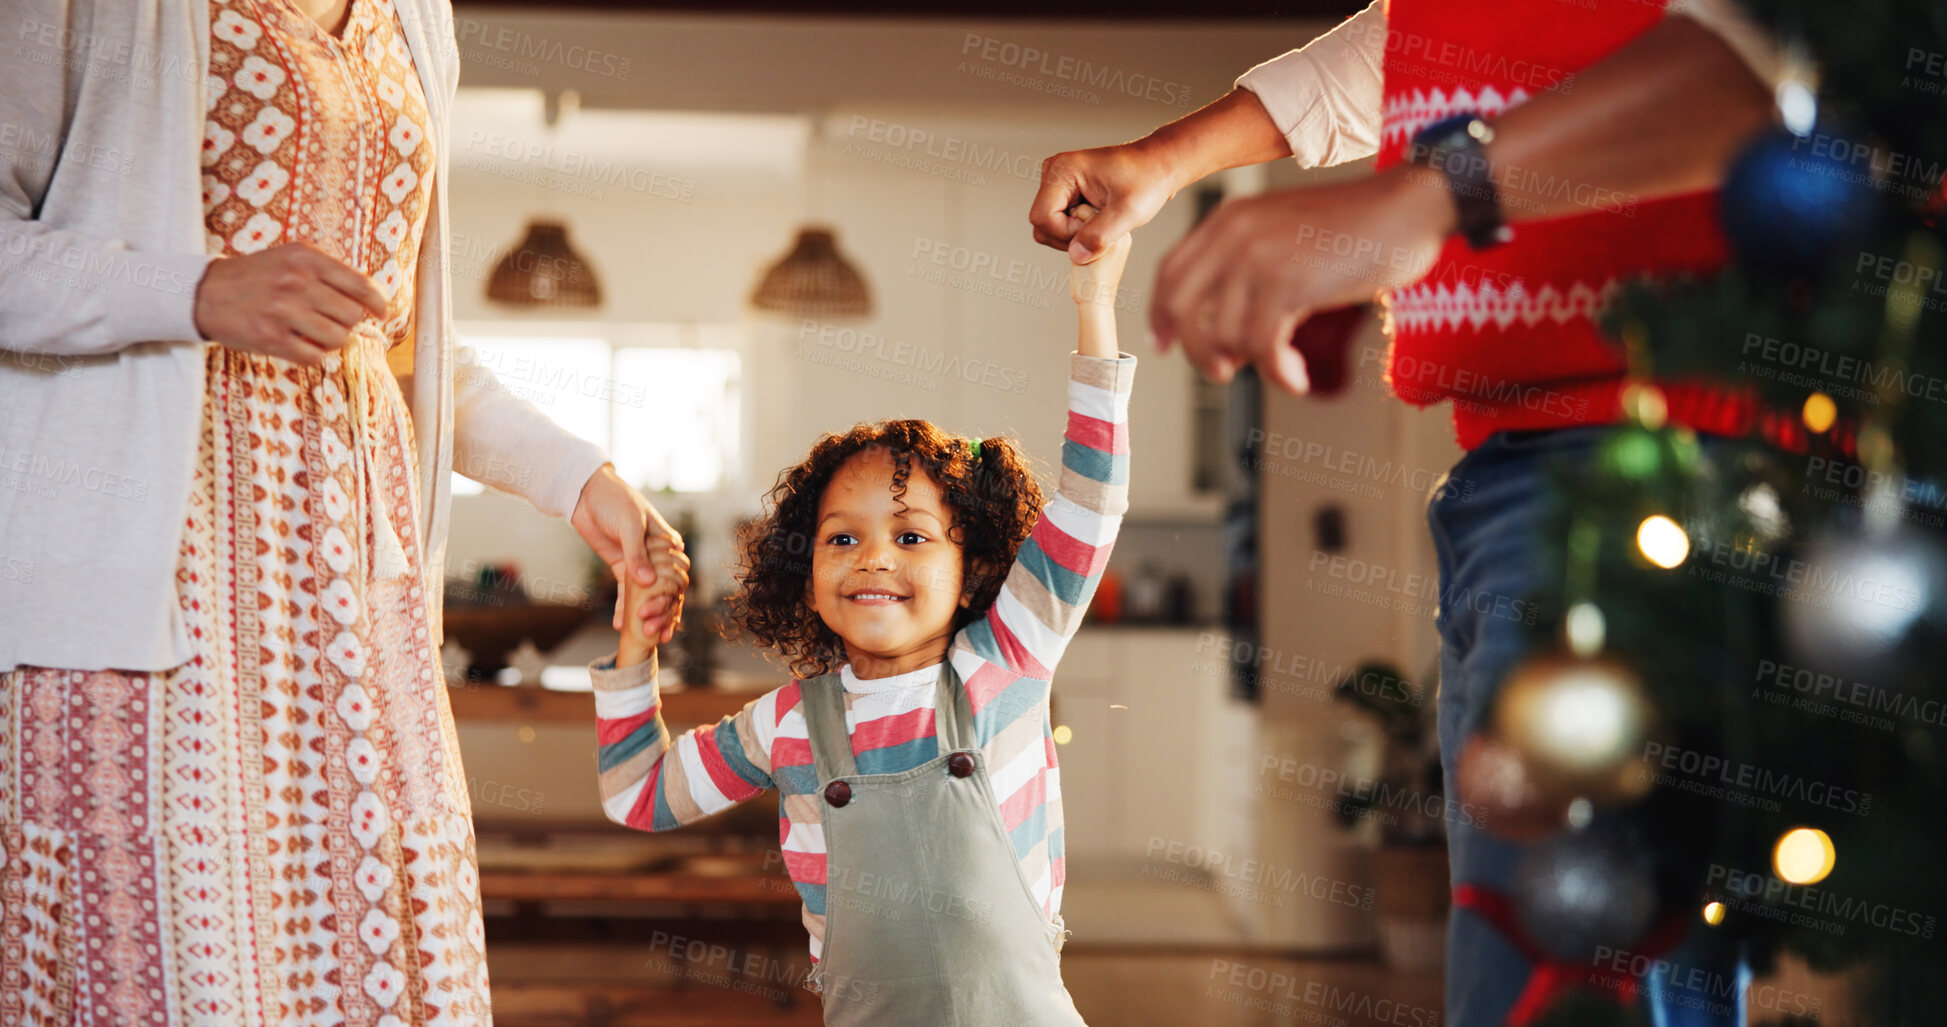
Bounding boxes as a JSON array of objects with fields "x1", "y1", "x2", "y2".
[{"x1": 1452, "y1": 883, "x2": 1690, "y2": 1025}]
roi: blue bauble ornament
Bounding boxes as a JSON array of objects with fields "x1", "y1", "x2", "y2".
[{"x1": 1719, "y1": 125, "x2": 1878, "y2": 277}]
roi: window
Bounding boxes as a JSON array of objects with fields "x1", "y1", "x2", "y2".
[{"x1": 451, "y1": 322, "x2": 745, "y2": 497}]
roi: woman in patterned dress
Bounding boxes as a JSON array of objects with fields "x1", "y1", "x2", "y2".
[{"x1": 0, "y1": 1, "x2": 686, "y2": 1023}]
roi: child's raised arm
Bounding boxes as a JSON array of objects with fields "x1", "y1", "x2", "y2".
[
  {"x1": 956, "y1": 210, "x2": 1137, "y2": 680},
  {"x1": 1069, "y1": 203, "x2": 1131, "y2": 361}
]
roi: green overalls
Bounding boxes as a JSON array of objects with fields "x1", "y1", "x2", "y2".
[{"x1": 800, "y1": 662, "x2": 1090, "y2": 1026}]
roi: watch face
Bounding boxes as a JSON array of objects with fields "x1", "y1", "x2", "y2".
[{"x1": 1407, "y1": 114, "x2": 1507, "y2": 250}]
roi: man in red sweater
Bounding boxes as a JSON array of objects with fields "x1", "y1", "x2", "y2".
[{"x1": 1031, "y1": 3, "x2": 1781, "y2": 1024}]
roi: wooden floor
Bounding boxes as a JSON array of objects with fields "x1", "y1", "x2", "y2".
[{"x1": 485, "y1": 943, "x2": 1443, "y2": 1027}]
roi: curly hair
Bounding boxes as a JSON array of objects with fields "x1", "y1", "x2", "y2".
[{"x1": 724, "y1": 420, "x2": 1044, "y2": 678}]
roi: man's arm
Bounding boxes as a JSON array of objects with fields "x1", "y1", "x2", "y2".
[
  {"x1": 1149, "y1": 16, "x2": 1777, "y2": 389},
  {"x1": 1464, "y1": 16, "x2": 1775, "y2": 227},
  {"x1": 1030, "y1": 1, "x2": 1384, "y2": 263},
  {"x1": 1232, "y1": 0, "x2": 1385, "y2": 170}
]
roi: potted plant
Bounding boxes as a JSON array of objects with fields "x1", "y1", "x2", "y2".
[{"x1": 1335, "y1": 660, "x2": 1450, "y2": 973}]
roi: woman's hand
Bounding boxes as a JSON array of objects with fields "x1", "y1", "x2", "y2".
[
  {"x1": 192, "y1": 241, "x2": 389, "y2": 364},
  {"x1": 1149, "y1": 167, "x2": 1449, "y2": 395},
  {"x1": 571, "y1": 464, "x2": 690, "y2": 644}
]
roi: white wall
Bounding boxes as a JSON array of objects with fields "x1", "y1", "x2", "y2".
[
  {"x1": 439, "y1": 9, "x2": 1472, "y2": 954},
  {"x1": 440, "y1": 9, "x2": 1339, "y2": 594}
]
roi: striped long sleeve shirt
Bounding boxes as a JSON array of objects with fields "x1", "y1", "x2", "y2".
[{"x1": 588, "y1": 352, "x2": 1136, "y2": 962}]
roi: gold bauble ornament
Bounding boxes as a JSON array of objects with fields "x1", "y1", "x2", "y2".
[{"x1": 1492, "y1": 652, "x2": 1651, "y2": 801}]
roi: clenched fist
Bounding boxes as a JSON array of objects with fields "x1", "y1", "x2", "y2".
[{"x1": 192, "y1": 241, "x2": 389, "y2": 364}]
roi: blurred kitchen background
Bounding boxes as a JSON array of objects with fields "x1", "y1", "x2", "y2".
[{"x1": 435, "y1": 2, "x2": 1469, "y2": 1023}]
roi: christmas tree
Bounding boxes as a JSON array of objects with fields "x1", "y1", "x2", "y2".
[{"x1": 1453, "y1": 1, "x2": 1947, "y2": 1023}]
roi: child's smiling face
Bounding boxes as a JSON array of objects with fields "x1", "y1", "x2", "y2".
[{"x1": 808, "y1": 446, "x2": 968, "y2": 678}]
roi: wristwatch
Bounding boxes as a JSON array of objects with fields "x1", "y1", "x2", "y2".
[{"x1": 1405, "y1": 114, "x2": 1512, "y2": 251}]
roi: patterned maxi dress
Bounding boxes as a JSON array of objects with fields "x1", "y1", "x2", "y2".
[{"x1": 0, "y1": 1, "x2": 491, "y2": 1023}]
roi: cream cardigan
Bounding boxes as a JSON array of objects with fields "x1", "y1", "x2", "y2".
[{"x1": 0, "y1": 0, "x2": 610, "y2": 672}]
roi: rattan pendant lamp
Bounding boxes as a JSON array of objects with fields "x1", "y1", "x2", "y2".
[
  {"x1": 749, "y1": 115, "x2": 870, "y2": 318},
  {"x1": 486, "y1": 90, "x2": 602, "y2": 309}
]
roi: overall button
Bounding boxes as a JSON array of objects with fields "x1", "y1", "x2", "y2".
[
  {"x1": 824, "y1": 780, "x2": 852, "y2": 807},
  {"x1": 947, "y1": 753, "x2": 976, "y2": 778}
]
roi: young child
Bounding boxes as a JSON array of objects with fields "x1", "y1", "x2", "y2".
[{"x1": 590, "y1": 210, "x2": 1134, "y2": 1026}]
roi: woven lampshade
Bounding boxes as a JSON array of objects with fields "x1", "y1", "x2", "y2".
[
  {"x1": 750, "y1": 226, "x2": 871, "y2": 318},
  {"x1": 486, "y1": 219, "x2": 602, "y2": 308}
]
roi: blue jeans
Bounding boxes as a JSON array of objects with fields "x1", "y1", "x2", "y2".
[{"x1": 1428, "y1": 427, "x2": 1744, "y2": 1027}]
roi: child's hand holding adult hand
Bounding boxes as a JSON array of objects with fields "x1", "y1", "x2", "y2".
[
  {"x1": 617, "y1": 534, "x2": 689, "y2": 667},
  {"x1": 1068, "y1": 204, "x2": 1132, "y2": 308}
]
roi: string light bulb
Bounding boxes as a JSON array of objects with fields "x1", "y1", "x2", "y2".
[
  {"x1": 1637, "y1": 515, "x2": 1690, "y2": 569},
  {"x1": 1774, "y1": 827, "x2": 1836, "y2": 885}
]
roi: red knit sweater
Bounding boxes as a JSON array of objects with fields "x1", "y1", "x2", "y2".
[{"x1": 1376, "y1": 0, "x2": 1798, "y2": 451}]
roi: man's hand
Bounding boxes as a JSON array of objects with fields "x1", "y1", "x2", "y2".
[
  {"x1": 192, "y1": 242, "x2": 389, "y2": 364},
  {"x1": 1031, "y1": 90, "x2": 1294, "y2": 264},
  {"x1": 1150, "y1": 167, "x2": 1449, "y2": 395},
  {"x1": 1031, "y1": 140, "x2": 1184, "y2": 265},
  {"x1": 570, "y1": 464, "x2": 690, "y2": 643}
]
